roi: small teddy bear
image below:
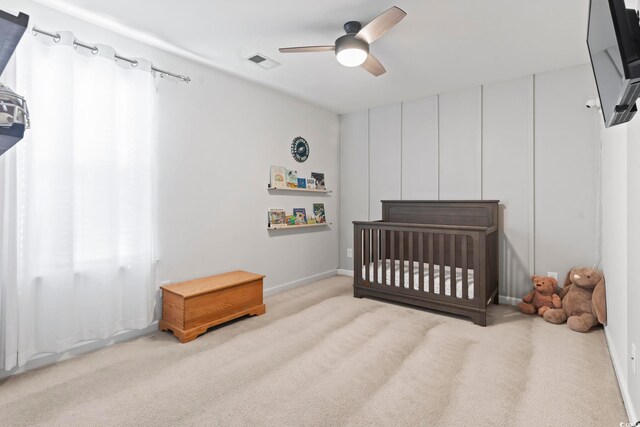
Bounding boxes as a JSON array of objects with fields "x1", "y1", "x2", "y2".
[
  {"x1": 518, "y1": 275, "x2": 561, "y2": 317},
  {"x1": 543, "y1": 267, "x2": 606, "y2": 333}
]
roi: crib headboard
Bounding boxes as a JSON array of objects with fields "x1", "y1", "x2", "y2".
[{"x1": 381, "y1": 200, "x2": 499, "y2": 228}]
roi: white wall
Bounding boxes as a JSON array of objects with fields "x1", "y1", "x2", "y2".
[
  {"x1": 339, "y1": 110, "x2": 368, "y2": 269},
  {"x1": 602, "y1": 123, "x2": 628, "y2": 383},
  {"x1": 5, "y1": 0, "x2": 340, "y2": 294},
  {"x1": 155, "y1": 63, "x2": 338, "y2": 293},
  {"x1": 627, "y1": 117, "x2": 640, "y2": 422},
  {"x1": 339, "y1": 64, "x2": 601, "y2": 301},
  {"x1": 600, "y1": 1, "x2": 640, "y2": 421},
  {"x1": 602, "y1": 117, "x2": 640, "y2": 422}
]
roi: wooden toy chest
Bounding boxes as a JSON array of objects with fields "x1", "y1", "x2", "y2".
[{"x1": 159, "y1": 270, "x2": 266, "y2": 343}]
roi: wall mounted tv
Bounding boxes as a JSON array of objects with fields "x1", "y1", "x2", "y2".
[
  {"x1": 0, "y1": 9, "x2": 29, "y2": 156},
  {"x1": 588, "y1": 0, "x2": 640, "y2": 127}
]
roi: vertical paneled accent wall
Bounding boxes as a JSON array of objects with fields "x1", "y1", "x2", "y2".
[
  {"x1": 369, "y1": 104, "x2": 401, "y2": 220},
  {"x1": 482, "y1": 76, "x2": 533, "y2": 300},
  {"x1": 439, "y1": 87, "x2": 482, "y2": 199},
  {"x1": 534, "y1": 67, "x2": 600, "y2": 282},
  {"x1": 401, "y1": 96, "x2": 439, "y2": 200},
  {"x1": 339, "y1": 64, "x2": 600, "y2": 300}
]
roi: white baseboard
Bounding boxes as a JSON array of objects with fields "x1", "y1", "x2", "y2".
[
  {"x1": 263, "y1": 269, "x2": 338, "y2": 297},
  {"x1": 0, "y1": 321, "x2": 160, "y2": 380},
  {"x1": 604, "y1": 326, "x2": 637, "y2": 423},
  {"x1": 337, "y1": 269, "x2": 354, "y2": 277}
]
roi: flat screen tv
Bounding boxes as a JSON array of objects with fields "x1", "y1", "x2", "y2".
[
  {"x1": 588, "y1": 0, "x2": 640, "y2": 127},
  {"x1": 0, "y1": 9, "x2": 29, "y2": 156}
]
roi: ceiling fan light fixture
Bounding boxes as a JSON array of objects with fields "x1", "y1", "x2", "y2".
[
  {"x1": 336, "y1": 48, "x2": 367, "y2": 67},
  {"x1": 335, "y1": 35, "x2": 368, "y2": 67}
]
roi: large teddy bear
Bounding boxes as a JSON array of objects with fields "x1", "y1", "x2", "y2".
[
  {"x1": 518, "y1": 275, "x2": 561, "y2": 316},
  {"x1": 543, "y1": 267, "x2": 607, "y2": 332}
]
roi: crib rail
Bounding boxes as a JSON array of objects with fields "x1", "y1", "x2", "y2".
[{"x1": 353, "y1": 220, "x2": 499, "y2": 324}]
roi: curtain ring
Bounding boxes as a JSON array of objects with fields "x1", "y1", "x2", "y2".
[
  {"x1": 91, "y1": 47, "x2": 99, "y2": 55},
  {"x1": 53, "y1": 34, "x2": 61, "y2": 43},
  {"x1": 131, "y1": 60, "x2": 139, "y2": 68}
]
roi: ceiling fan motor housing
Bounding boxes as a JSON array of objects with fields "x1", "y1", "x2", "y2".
[{"x1": 343, "y1": 21, "x2": 362, "y2": 35}]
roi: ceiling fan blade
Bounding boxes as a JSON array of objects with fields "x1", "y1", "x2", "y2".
[
  {"x1": 279, "y1": 45, "x2": 335, "y2": 53},
  {"x1": 362, "y1": 54, "x2": 386, "y2": 77},
  {"x1": 355, "y1": 6, "x2": 407, "y2": 44}
]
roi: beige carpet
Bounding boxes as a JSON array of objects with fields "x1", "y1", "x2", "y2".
[{"x1": 0, "y1": 276, "x2": 627, "y2": 426}]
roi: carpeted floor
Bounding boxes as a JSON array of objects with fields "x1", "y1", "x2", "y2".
[{"x1": 0, "y1": 276, "x2": 627, "y2": 426}]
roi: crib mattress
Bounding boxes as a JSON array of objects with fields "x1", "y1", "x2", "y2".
[{"x1": 362, "y1": 260, "x2": 474, "y2": 300}]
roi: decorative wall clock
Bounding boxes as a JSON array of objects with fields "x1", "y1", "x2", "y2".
[{"x1": 291, "y1": 136, "x2": 309, "y2": 163}]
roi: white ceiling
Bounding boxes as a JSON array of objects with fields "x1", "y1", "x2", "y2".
[{"x1": 35, "y1": 0, "x2": 591, "y2": 113}]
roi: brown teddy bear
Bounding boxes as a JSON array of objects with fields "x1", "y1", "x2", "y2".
[
  {"x1": 543, "y1": 267, "x2": 606, "y2": 333},
  {"x1": 518, "y1": 275, "x2": 561, "y2": 316}
]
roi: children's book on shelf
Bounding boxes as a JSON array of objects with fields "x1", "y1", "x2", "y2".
[
  {"x1": 297, "y1": 178, "x2": 306, "y2": 189},
  {"x1": 313, "y1": 203, "x2": 326, "y2": 223},
  {"x1": 286, "y1": 215, "x2": 296, "y2": 226},
  {"x1": 270, "y1": 166, "x2": 286, "y2": 189},
  {"x1": 268, "y1": 208, "x2": 286, "y2": 225},
  {"x1": 286, "y1": 169, "x2": 298, "y2": 188},
  {"x1": 306, "y1": 178, "x2": 316, "y2": 190},
  {"x1": 307, "y1": 218, "x2": 317, "y2": 225},
  {"x1": 311, "y1": 172, "x2": 325, "y2": 190},
  {"x1": 293, "y1": 208, "x2": 307, "y2": 225}
]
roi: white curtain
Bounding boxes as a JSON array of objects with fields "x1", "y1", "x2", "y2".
[{"x1": 0, "y1": 34, "x2": 155, "y2": 369}]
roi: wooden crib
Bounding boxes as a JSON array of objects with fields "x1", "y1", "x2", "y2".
[{"x1": 353, "y1": 200, "x2": 499, "y2": 326}]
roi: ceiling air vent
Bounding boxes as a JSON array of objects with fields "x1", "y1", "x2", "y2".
[{"x1": 246, "y1": 53, "x2": 280, "y2": 70}]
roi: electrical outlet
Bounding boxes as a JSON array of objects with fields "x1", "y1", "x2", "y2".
[
  {"x1": 347, "y1": 248, "x2": 353, "y2": 258},
  {"x1": 547, "y1": 272, "x2": 559, "y2": 281},
  {"x1": 632, "y1": 343, "x2": 637, "y2": 375}
]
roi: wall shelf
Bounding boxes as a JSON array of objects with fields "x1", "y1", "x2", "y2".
[
  {"x1": 268, "y1": 223, "x2": 332, "y2": 230},
  {"x1": 267, "y1": 185, "x2": 332, "y2": 194}
]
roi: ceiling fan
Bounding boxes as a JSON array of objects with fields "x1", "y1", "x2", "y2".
[{"x1": 279, "y1": 6, "x2": 406, "y2": 77}]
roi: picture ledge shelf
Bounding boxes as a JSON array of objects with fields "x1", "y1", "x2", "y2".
[
  {"x1": 267, "y1": 185, "x2": 332, "y2": 194},
  {"x1": 268, "y1": 223, "x2": 332, "y2": 230}
]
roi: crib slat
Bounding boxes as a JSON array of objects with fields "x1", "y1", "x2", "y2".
[
  {"x1": 390, "y1": 230, "x2": 395, "y2": 287},
  {"x1": 399, "y1": 231, "x2": 404, "y2": 288},
  {"x1": 381, "y1": 230, "x2": 386, "y2": 286},
  {"x1": 439, "y1": 234, "x2": 445, "y2": 295},
  {"x1": 462, "y1": 235, "x2": 469, "y2": 300},
  {"x1": 428, "y1": 233, "x2": 434, "y2": 293},
  {"x1": 355, "y1": 226, "x2": 363, "y2": 285},
  {"x1": 418, "y1": 233, "x2": 424, "y2": 292},
  {"x1": 450, "y1": 234, "x2": 456, "y2": 298},
  {"x1": 364, "y1": 228, "x2": 370, "y2": 283},
  {"x1": 473, "y1": 234, "x2": 481, "y2": 302},
  {"x1": 408, "y1": 232, "x2": 414, "y2": 290},
  {"x1": 372, "y1": 229, "x2": 378, "y2": 284}
]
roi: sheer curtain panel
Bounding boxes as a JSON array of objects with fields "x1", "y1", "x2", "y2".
[{"x1": 0, "y1": 34, "x2": 155, "y2": 369}]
